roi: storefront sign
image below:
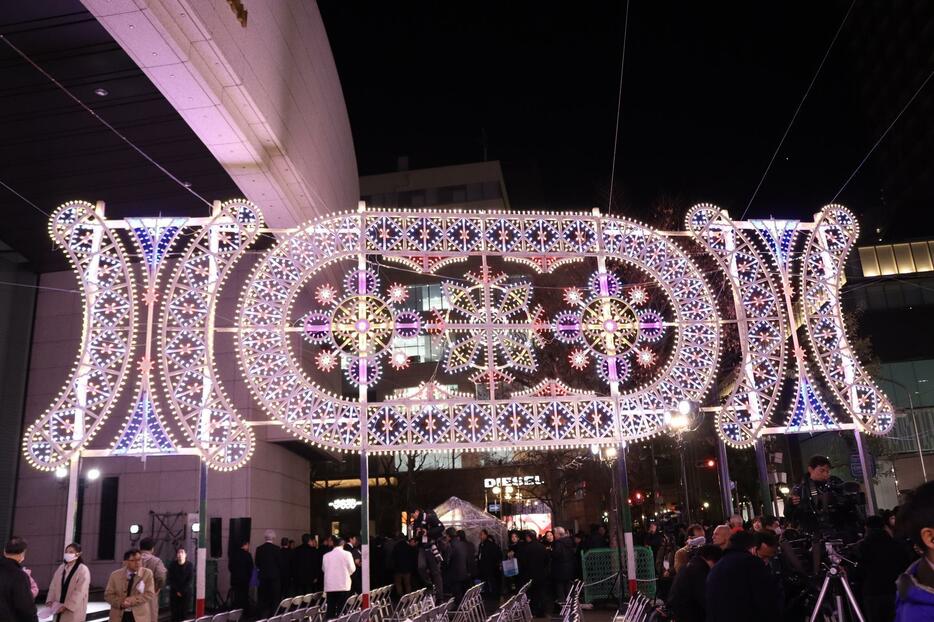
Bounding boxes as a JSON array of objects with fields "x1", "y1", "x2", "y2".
[
  {"x1": 328, "y1": 498, "x2": 362, "y2": 510},
  {"x1": 484, "y1": 475, "x2": 543, "y2": 488}
]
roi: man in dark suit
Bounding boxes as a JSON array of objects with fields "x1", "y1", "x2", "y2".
[
  {"x1": 705, "y1": 531, "x2": 781, "y2": 622},
  {"x1": 667, "y1": 544, "x2": 722, "y2": 622},
  {"x1": 228, "y1": 540, "x2": 253, "y2": 614},
  {"x1": 255, "y1": 530, "x2": 283, "y2": 617},
  {"x1": 0, "y1": 536, "x2": 38, "y2": 622},
  {"x1": 515, "y1": 531, "x2": 548, "y2": 617},
  {"x1": 292, "y1": 534, "x2": 323, "y2": 594}
]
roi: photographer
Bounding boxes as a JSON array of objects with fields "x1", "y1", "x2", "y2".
[
  {"x1": 409, "y1": 508, "x2": 445, "y2": 602},
  {"x1": 786, "y1": 455, "x2": 860, "y2": 545}
]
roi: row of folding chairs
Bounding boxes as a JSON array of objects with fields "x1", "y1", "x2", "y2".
[
  {"x1": 276, "y1": 592, "x2": 327, "y2": 616},
  {"x1": 485, "y1": 582, "x2": 532, "y2": 622},
  {"x1": 413, "y1": 598, "x2": 453, "y2": 622},
  {"x1": 186, "y1": 608, "x2": 243, "y2": 622},
  {"x1": 256, "y1": 604, "x2": 327, "y2": 622},
  {"x1": 331, "y1": 607, "x2": 372, "y2": 622},
  {"x1": 558, "y1": 580, "x2": 584, "y2": 622},
  {"x1": 449, "y1": 582, "x2": 486, "y2": 622},
  {"x1": 394, "y1": 586, "x2": 436, "y2": 620},
  {"x1": 618, "y1": 592, "x2": 654, "y2": 622},
  {"x1": 368, "y1": 584, "x2": 395, "y2": 622}
]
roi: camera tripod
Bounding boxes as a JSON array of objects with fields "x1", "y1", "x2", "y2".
[{"x1": 808, "y1": 541, "x2": 865, "y2": 622}]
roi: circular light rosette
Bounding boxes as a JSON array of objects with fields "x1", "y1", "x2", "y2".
[
  {"x1": 394, "y1": 310, "x2": 422, "y2": 338},
  {"x1": 302, "y1": 311, "x2": 332, "y2": 344},
  {"x1": 588, "y1": 271, "x2": 622, "y2": 298},
  {"x1": 638, "y1": 309, "x2": 665, "y2": 343},
  {"x1": 580, "y1": 297, "x2": 640, "y2": 357},
  {"x1": 329, "y1": 295, "x2": 395, "y2": 357},
  {"x1": 343, "y1": 268, "x2": 379, "y2": 295},
  {"x1": 598, "y1": 355, "x2": 632, "y2": 384},
  {"x1": 345, "y1": 355, "x2": 382, "y2": 386},
  {"x1": 552, "y1": 310, "x2": 583, "y2": 344}
]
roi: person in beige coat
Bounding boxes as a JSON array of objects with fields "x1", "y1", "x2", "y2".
[
  {"x1": 46, "y1": 543, "x2": 91, "y2": 622},
  {"x1": 104, "y1": 549, "x2": 155, "y2": 622},
  {"x1": 139, "y1": 538, "x2": 166, "y2": 622}
]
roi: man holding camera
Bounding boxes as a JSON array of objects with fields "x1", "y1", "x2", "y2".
[
  {"x1": 786, "y1": 455, "x2": 860, "y2": 543},
  {"x1": 409, "y1": 508, "x2": 446, "y2": 602}
]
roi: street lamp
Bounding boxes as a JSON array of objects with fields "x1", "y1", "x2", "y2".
[
  {"x1": 54, "y1": 467, "x2": 68, "y2": 479},
  {"x1": 86, "y1": 468, "x2": 101, "y2": 481},
  {"x1": 665, "y1": 401, "x2": 701, "y2": 523}
]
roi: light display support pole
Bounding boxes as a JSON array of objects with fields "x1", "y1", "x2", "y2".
[
  {"x1": 356, "y1": 224, "x2": 371, "y2": 608},
  {"x1": 716, "y1": 439, "x2": 733, "y2": 519},
  {"x1": 594, "y1": 236, "x2": 636, "y2": 598},
  {"x1": 63, "y1": 454, "x2": 81, "y2": 549},
  {"x1": 754, "y1": 439, "x2": 773, "y2": 516},
  {"x1": 195, "y1": 459, "x2": 207, "y2": 617},
  {"x1": 616, "y1": 444, "x2": 636, "y2": 597},
  {"x1": 854, "y1": 430, "x2": 876, "y2": 516}
]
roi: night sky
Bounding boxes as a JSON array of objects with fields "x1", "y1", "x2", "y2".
[{"x1": 318, "y1": 1, "x2": 934, "y2": 236}]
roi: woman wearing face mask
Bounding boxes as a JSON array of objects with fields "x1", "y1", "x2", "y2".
[
  {"x1": 167, "y1": 547, "x2": 194, "y2": 622},
  {"x1": 45, "y1": 543, "x2": 90, "y2": 622}
]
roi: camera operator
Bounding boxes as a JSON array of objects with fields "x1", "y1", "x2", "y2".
[
  {"x1": 785, "y1": 455, "x2": 861, "y2": 546},
  {"x1": 408, "y1": 508, "x2": 445, "y2": 602}
]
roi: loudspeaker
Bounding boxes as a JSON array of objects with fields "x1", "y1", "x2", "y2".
[
  {"x1": 97, "y1": 477, "x2": 119, "y2": 560},
  {"x1": 210, "y1": 517, "x2": 222, "y2": 558},
  {"x1": 228, "y1": 517, "x2": 252, "y2": 556}
]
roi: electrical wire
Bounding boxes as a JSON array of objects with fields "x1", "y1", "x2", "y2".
[
  {"x1": 0, "y1": 34, "x2": 215, "y2": 211},
  {"x1": 0, "y1": 178, "x2": 49, "y2": 217},
  {"x1": 741, "y1": 0, "x2": 856, "y2": 220},
  {"x1": 606, "y1": 0, "x2": 631, "y2": 215},
  {"x1": 830, "y1": 66, "x2": 934, "y2": 204}
]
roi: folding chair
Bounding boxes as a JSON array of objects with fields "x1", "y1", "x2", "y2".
[
  {"x1": 227, "y1": 610, "x2": 244, "y2": 622},
  {"x1": 276, "y1": 597, "x2": 296, "y2": 615},
  {"x1": 210, "y1": 613, "x2": 228, "y2": 622}
]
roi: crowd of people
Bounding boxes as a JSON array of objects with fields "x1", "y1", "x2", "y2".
[
  {"x1": 649, "y1": 458, "x2": 934, "y2": 622},
  {"x1": 2, "y1": 460, "x2": 934, "y2": 622}
]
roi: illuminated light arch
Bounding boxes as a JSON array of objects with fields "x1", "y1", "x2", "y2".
[
  {"x1": 800, "y1": 205, "x2": 894, "y2": 434},
  {"x1": 237, "y1": 208, "x2": 721, "y2": 453},
  {"x1": 23, "y1": 201, "x2": 138, "y2": 470},
  {"x1": 159, "y1": 201, "x2": 263, "y2": 470},
  {"x1": 686, "y1": 204, "x2": 787, "y2": 447},
  {"x1": 111, "y1": 217, "x2": 188, "y2": 457},
  {"x1": 22, "y1": 198, "x2": 895, "y2": 472}
]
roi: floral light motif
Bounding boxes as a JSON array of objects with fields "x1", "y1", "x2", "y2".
[
  {"x1": 440, "y1": 270, "x2": 543, "y2": 384},
  {"x1": 302, "y1": 267, "x2": 422, "y2": 387},
  {"x1": 551, "y1": 269, "x2": 666, "y2": 386}
]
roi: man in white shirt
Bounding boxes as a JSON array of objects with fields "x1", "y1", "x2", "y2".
[{"x1": 322, "y1": 537, "x2": 356, "y2": 619}]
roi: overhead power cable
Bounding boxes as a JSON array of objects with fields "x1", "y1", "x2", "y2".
[
  {"x1": 740, "y1": 0, "x2": 856, "y2": 220},
  {"x1": 829, "y1": 67, "x2": 934, "y2": 204},
  {"x1": 0, "y1": 34, "x2": 215, "y2": 210},
  {"x1": 606, "y1": 0, "x2": 632, "y2": 215}
]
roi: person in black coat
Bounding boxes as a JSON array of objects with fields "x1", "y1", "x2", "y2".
[
  {"x1": 854, "y1": 515, "x2": 914, "y2": 622},
  {"x1": 167, "y1": 547, "x2": 194, "y2": 622},
  {"x1": 292, "y1": 534, "x2": 323, "y2": 595},
  {"x1": 666, "y1": 545, "x2": 721, "y2": 622},
  {"x1": 279, "y1": 538, "x2": 294, "y2": 597},
  {"x1": 476, "y1": 530, "x2": 503, "y2": 599},
  {"x1": 443, "y1": 528, "x2": 471, "y2": 606},
  {"x1": 255, "y1": 531, "x2": 284, "y2": 617},
  {"x1": 705, "y1": 530, "x2": 781, "y2": 622},
  {"x1": 550, "y1": 527, "x2": 576, "y2": 612},
  {"x1": 516, "y1": 531, "x2": 549, "y2": 617},
  {"x1": 0, "y1": 537, "x2": 38, "y2": 622},
  {"x1": 229, "y1": 540, "x2": 254, "y2": 613}
]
